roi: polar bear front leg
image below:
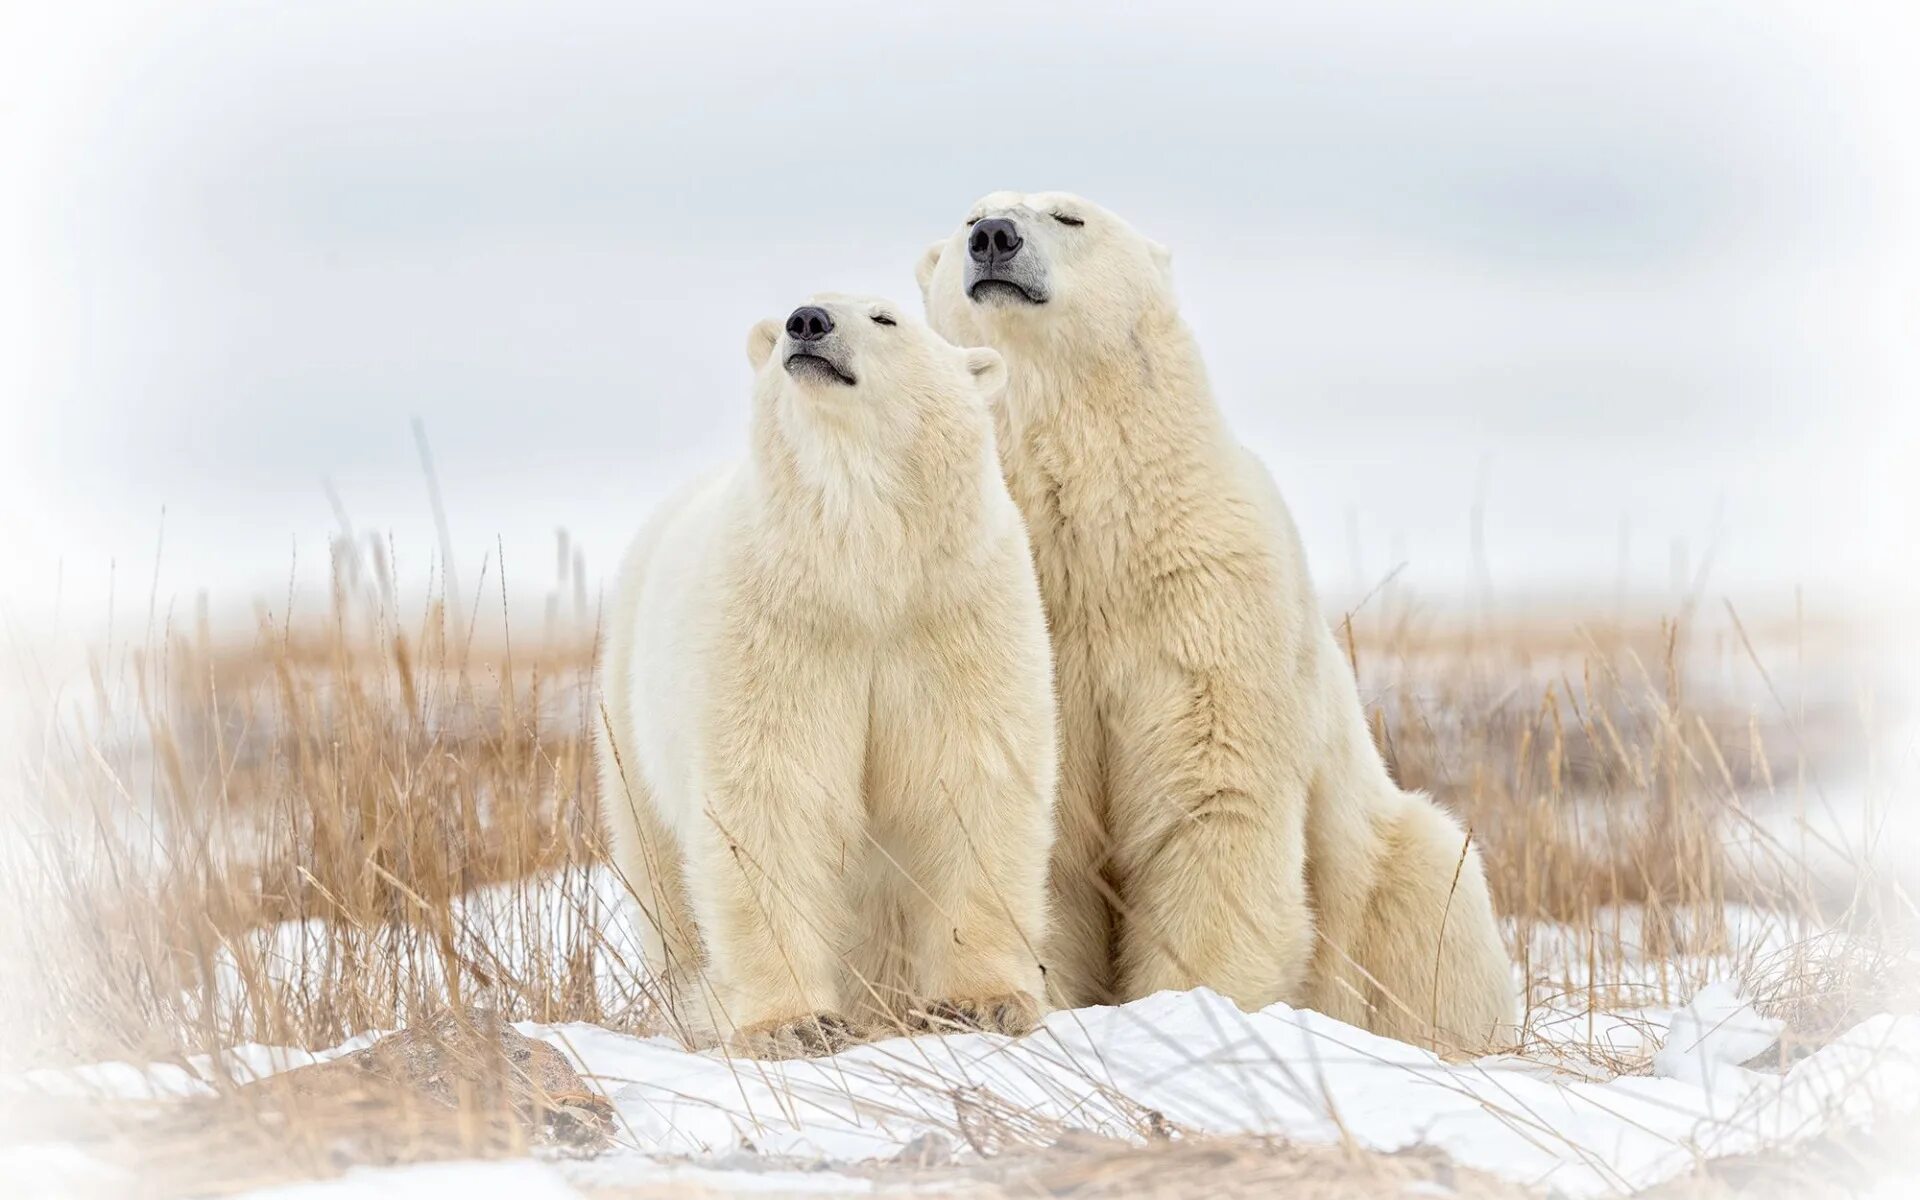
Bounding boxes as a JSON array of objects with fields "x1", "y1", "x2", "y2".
[
  {"x1": 687, "y1": 642, "x2": 869, "y2": 1057},
  {"x1": 1103, "y1": 650, "x2": 1316, "y2": 1011},
  {"x1": 868, "y1": 613, "x2": 1055, "y2": 1036},
  {"x1": 1042, "y1": 678, "x2": 1120, "y2": 1010}
]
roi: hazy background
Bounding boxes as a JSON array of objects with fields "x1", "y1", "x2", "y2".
[{"x1": 3, "y1": 0, "x2": 1916, "y2": 630}]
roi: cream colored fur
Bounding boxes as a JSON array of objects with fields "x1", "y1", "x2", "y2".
[
  {"x1": 595, "y1": 294, "x2": 1057, "y2": 1057},
  {"x1": 917, "y1": 194, "x2": 1515, "y2": 1052}
]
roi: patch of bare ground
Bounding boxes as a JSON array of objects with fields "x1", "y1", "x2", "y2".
[
  {"x1": 849, "y1": 1134, "x2": 1540, "y2": 1200},
  {"x1": 1, "y1": 1010, "x2": 611, "y2": 1199}
]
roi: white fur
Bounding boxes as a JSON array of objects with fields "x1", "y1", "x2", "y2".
[
  {"x1": 596, "y1": 294, "x2": 1057, "y2": 1056},
  {"x1": 918, "y1": 194, "x2": 1516, "y2": 1053}
]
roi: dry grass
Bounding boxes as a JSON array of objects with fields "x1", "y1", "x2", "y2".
[
  {"x1": 3, "y1": 550, "x2": 630, "y2": 1066},
  {"x1": 1, "y1": 543, "x2": 1913, "y2": 1192},
  {"x1": 1347, "y1": 603, "x2": 1911, "y2": 1051}
]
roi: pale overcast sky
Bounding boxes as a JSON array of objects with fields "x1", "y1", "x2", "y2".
[{"x1": 2, "y1": 0, "x2": 1915, "y2": 627}]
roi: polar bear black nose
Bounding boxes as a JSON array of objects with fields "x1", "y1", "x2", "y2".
[
  {"x1": 786, "y1": 306, "x2": 834, "y2": 342},
  {"x1": 969, "y1": 218, "x2": 1023, "y2": 264}
]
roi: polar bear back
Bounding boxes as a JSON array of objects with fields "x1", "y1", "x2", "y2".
[{"x1": 612, "y1": 466, "x2": 739, "y2": 837}]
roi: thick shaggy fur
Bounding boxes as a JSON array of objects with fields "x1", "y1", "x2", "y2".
[
  {"x1": 918, "y1": 195, "x2": 1515, "y2": 1052},
  {"x1": 595, "y1": 295, "x2": 1057, "y2": 1057}
]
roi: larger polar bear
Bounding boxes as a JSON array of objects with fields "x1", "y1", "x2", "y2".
[
  {"x1": 595, "y1": 294, "x2": 1057, "y2": 1057},
  {"x1": 917, "y1": 193, "x2": 1515, "y2": 1052}
]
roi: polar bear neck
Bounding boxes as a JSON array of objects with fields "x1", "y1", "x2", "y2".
[
  {"x1": 992, "y1": 303, "x2": 1228, "y2": 463},
  {"x1": 746, "y1": 387, "x2": 1002, "y2": 574},
  {"x1": 979, "y1": 299, "x2": 1265, "y2": 605}
]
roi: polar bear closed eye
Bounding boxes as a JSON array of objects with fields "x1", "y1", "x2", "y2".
[
  {"x1": 917, "y1": 195, "x2": 1515, "y2": 1054},
  {"x1": 595, "y1": 294, "x2": 1055, "y2": 1058}
]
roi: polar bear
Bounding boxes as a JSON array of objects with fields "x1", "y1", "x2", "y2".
[
  {"x1": 916, "y1": 193, "x2": 1515, "y2": 1053},
  {"x1": 594, "y1": 295, "x2": 1057, "y2": 1058}
]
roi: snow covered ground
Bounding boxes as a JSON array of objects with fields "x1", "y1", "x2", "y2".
[
  {"x1": 8, "y1": 979, "x2": 1918, "y2": 1198},
  {"x1": 5, "y1": 828, "x2": 1915, "y2": 1199}
]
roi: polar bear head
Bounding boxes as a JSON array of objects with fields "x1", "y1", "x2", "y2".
[
  {"x1": 916, "y1": 191, "x2": 1174, "y2": 356},
  {"x1": 746, "y1": 292, "x2": 1005, "y2": 419}
]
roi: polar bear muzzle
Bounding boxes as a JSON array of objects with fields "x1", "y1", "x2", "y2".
[
  {"x1": 966, "y1": 217, "x2": 1050, "y2": 306},
  {"x1": 781, "y1": 305, "x2": 857, "y2": 386}
]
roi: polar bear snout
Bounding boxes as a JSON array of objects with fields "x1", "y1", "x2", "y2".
[
  {"x1": 969, "y1": 218, "x2": 1024, "y2": 265},
  {"x1": 964, "y1": 217, "x2": 1050, "y2": 306},
  {"x1": 781, "y1": 305, "x2": 858, "y2": 387},
  {"x1": 786, "y1": 305, "x2": 834, "y2": 342}
]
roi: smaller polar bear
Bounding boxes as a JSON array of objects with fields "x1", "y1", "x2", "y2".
[
  {"x1": 595, "y1": 295, "x2": 1057, "y2": 1058},
  {"x1": 918, "y1": 193, "x2": 1515, "y2": 1053}
]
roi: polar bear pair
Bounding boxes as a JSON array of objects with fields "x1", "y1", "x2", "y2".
[{"x1": 597, "y1": 193, "x2": 1515, "y2": 1059}]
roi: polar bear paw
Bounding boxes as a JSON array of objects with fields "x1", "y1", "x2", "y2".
[
  {"x1": 729, "y1": 1012, "x2": 859, "y2": 1060},
  {"x1": 910, "y1": 992, "x2": 1040, "y2": 1037}
]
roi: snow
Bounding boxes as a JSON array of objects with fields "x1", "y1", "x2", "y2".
[
  {"x1": 1650, "y1": 981, "x2": 1784, "y2": 1088},
  {"x1": 0, "y1": 1030, "x2": 390, "y2": 1102},
  {"x1": 6, "y1": 1142, "x2": 138, "y2": 1200},
  {"x1": 238, "y1": 1161, "x2": 582, "y2": 1200},
  {"x1": 9, "y1": 985, "x2": 1917, "y2": 1199},
  {"x1": 529, "y1": 988, "x2": 1917, "y2": 1196}
]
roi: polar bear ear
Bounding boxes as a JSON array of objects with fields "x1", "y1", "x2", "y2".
[
  {"x1": 962, "y1": 346, "x2": 1006, "y2": 400},
  {"x1": 745, "y1": 318, "x2": 780, "y2": 372},
  {"x1": 915, "y1": 239, "x2": 945, "y2": 297},
  {"x1": 1148, "y1": 239, "x2": 1174, "y2": 285}
]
